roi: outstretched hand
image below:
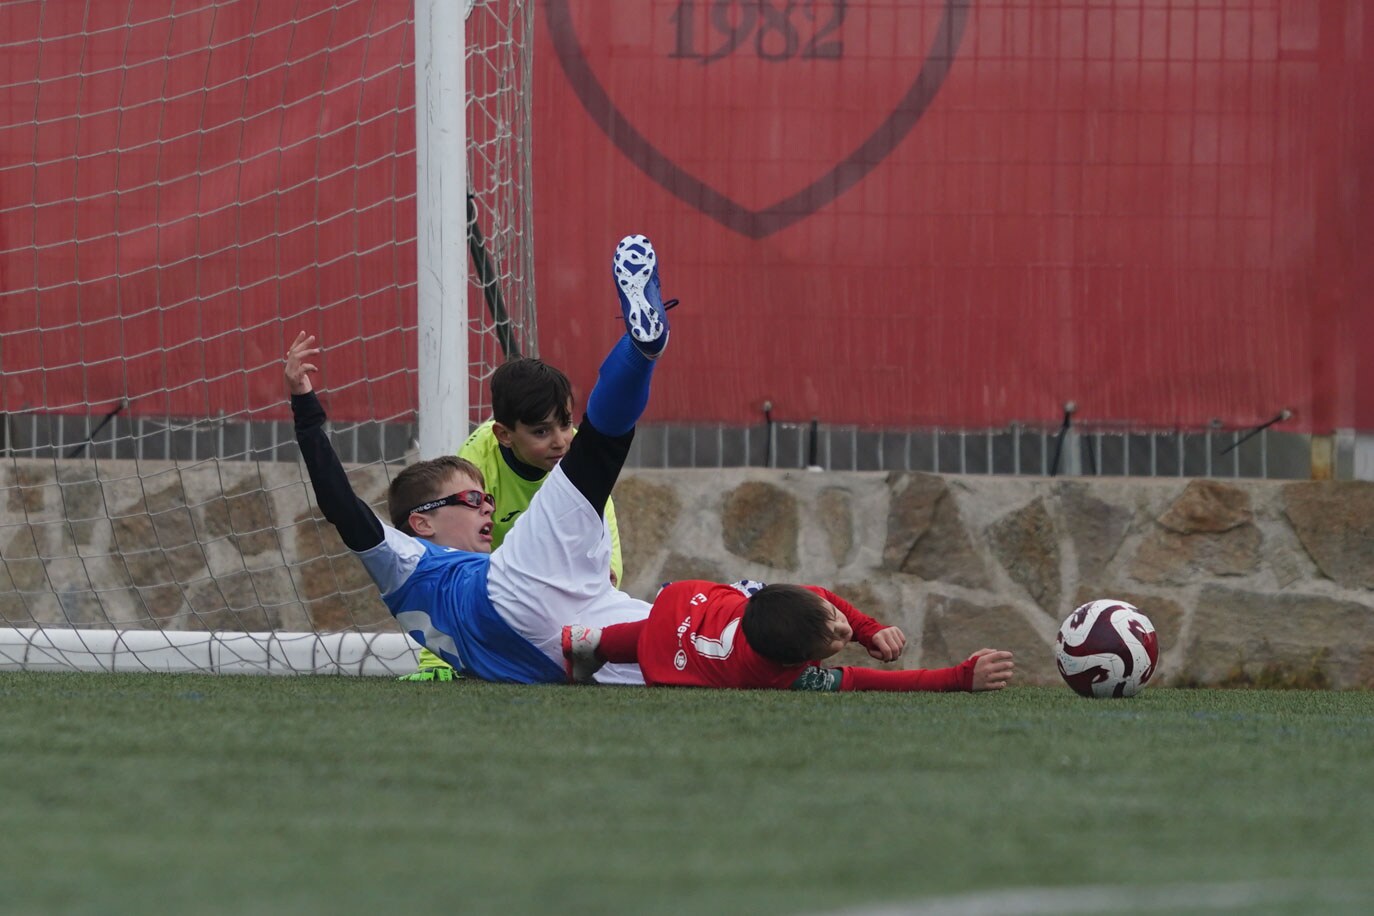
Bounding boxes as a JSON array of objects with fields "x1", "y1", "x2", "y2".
[
  {"x1": 285, "y1": 332, "x2": 320, "y2": 396},
  {"x1": 969, "y1": 648, "x2": 1015, "y2": 691},
  {"x1": 867, "y1": 626, "x2": 906, "y2": 662}
]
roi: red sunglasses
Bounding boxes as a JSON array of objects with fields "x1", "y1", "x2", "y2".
[{"x1": 407, "y1": 489, "x2": 495, "y2": 516}]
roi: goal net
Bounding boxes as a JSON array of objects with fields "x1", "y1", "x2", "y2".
[{"x1": 0, "y1": 0, "x2": 535, "y2": 674}]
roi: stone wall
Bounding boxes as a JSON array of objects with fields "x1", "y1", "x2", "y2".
[
  {"x1": 0, "y1": 460, "x2": 392, "y2": 637},
  {"x1": 4, "y1": 459, "x2": 1373, "y2": 687},
  {"x1": 614, "y1": 470, "x2": 1374, "y2": 688}
]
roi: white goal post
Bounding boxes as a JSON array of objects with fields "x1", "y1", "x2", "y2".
[{"x1": 0, "y1": 0, "x2": 536, "y2": 674}]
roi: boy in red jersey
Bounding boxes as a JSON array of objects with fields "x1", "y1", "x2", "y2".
[{"x1": 561, "y1": 579, "x2": 1015, "y2": 692}]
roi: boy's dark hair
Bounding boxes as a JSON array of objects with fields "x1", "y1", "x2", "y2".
[
  {"x1": 491, "y1": 358, "x2": 573, "y2": 428},
  {"x1": 387, "y1": 455, "x2": 486, "y2": 535},
  {"x1": 741, "y1": 584, "x2": 834, "y2": 665}
]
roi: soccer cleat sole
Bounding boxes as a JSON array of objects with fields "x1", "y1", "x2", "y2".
[{"x1": 613, "y1": 234, "x2": 665, "y2": 346}]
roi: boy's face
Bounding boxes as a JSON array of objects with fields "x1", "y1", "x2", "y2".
[
  {"x1": 494, "y1": 400, "x2": 574, "y2": 472},
  {"x1": 813, "y1": 600, "x2": 854, "y2": 660},
  {"x1": 407, "y1": 472, "x2": 494, "y2": 553}
]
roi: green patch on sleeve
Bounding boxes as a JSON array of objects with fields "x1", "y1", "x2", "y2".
[{"x1": 790, "y1": 666, "x2": 841, "y2": 692}]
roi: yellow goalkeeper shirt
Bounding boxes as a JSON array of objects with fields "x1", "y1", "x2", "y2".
[{"x1": 459, "y1": 419, "x2": 624, "y2": 585}]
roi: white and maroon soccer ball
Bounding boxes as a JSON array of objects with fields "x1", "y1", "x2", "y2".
[{"x1": 1055, "y1": 600, "x2": 1159, "y2": 698}]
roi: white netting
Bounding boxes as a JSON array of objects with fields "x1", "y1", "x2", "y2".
[{"x1": 0, "y1": 0, "x2": 534, "y2": 673}]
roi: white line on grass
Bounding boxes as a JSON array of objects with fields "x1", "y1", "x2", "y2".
[{"x1": 816, "y1": 879, "x2": 1369, "y2": 915}]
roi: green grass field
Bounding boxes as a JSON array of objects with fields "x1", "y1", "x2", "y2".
[{"x1": 2, "y1": 674, "x2": 1371, "y2": 915}]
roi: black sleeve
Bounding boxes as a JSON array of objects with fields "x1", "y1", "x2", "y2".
[
  {"x1": 291, "y1": 392, "x2": 386, "y2": 552},
  {"x1": 558, "y1": 414, "x2": 635, "y2": 519}
]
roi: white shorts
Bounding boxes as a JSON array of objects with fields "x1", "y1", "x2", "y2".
[{"x1": 486, "y1": 464, "x2": 650, "y2": 685}]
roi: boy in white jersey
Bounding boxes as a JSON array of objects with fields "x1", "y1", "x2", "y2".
[{"x1": 287, "y1": 234, "x2": 670, "y2": 683}]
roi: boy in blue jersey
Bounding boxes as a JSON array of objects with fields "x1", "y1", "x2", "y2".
[
  {"x1": 400, "y1": 357, "x2": 626, "y2": 682},
  {"x1": 286, "y1": 234, "x2": 671, "y2": 684}
]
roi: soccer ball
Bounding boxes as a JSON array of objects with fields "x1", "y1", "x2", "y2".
[{"x1": 1055, "y1": 600, "x2": 1159, "y2": 698}]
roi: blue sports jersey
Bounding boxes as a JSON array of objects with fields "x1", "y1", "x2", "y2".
[{"x1": 363, "y1": 531, "x2": 564, "y2": 684}]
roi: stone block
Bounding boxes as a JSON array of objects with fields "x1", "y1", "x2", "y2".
[
  {"x1": 1158, "y1": 480, "x2": 1253, "y2": 534},
  {"x1": 3, "y1": 463, "x2": 53, "y2": 517},
  {"x1": 1182, "y1": 586, "x2": 1374, "y2": 689},
  {"x1": 817, "y1": 487, "x2": 854, "y2": 567},
  {"x1": 1283, "y1": 481, "x2": 1374, "y2": 589},
  {"x1": 921, "y1": 594, "x2": 1057, "y2": 685},
  {"x1": 722, "y1": 480, "x2": 798, "y2": 570},
  {"x1": 1131, "y1": 482, "x2": 1261, "y2": 584},
  {"x1": 612, "y1": 476, "x2": 681, "y2": 580},
  {"x1": 988, "y1": 496, "x2": 1061, "y2": 617},
  {"x1": 1058, "y1": 481, "x2": 1131, "y2": 580},
  {"x1": 1131, "y1": 526, "x2": 1261, "y2": 584},
  {"x1": 882, "y1": 473, "x2": 988, "y2": 588},
  {"x1": 658, "y1": 552, "x2": 727, "y2": 587}
]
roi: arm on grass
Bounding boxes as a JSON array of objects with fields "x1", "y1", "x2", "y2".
[{"x1": 789, "y1": 649, "x2": 1016, "y2": 693}]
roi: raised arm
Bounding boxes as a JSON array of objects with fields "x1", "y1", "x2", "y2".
[{"x1": 286, "y1": 332, "x2": 385, "y2": 552}]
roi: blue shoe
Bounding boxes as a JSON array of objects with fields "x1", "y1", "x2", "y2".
[{"x1": 613, "y1": 234, "x2": 672, "y2": 358}]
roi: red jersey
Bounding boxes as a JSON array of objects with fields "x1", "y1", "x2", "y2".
[{"x1": 635, "y1": 580, "x2": 889, "y2": 689}]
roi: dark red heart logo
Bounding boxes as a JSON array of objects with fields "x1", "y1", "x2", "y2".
[{"x1": 544, "y1": 1, "x2": 970, "y2": 239}]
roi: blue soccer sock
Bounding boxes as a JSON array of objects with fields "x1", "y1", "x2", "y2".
[{"x1": 585, "y1": 335, "x2": 656, "y2": 437}]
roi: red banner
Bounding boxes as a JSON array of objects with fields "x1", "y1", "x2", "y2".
[
  {"x1": 3, "y1": 1, "x2": 1370, "y2": 433},
  {"x1": 0, "y1": 1, "x2": 417, "y2": 422},
  {"x1": 534, "y1": 0, "x2": 1372, "y2": 432}
]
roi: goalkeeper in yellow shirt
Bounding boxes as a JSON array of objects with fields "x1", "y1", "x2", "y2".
[{"x1": 400, "y1": 358, "x2": 624, "y2": 681}]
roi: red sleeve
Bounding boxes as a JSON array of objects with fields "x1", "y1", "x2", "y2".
[
  {"x1": 806, "y1": 586, "x2": 886, "y2": 647},
  {"x1": 837, "y1": 655, "x2": 978, "y2": 692}
]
